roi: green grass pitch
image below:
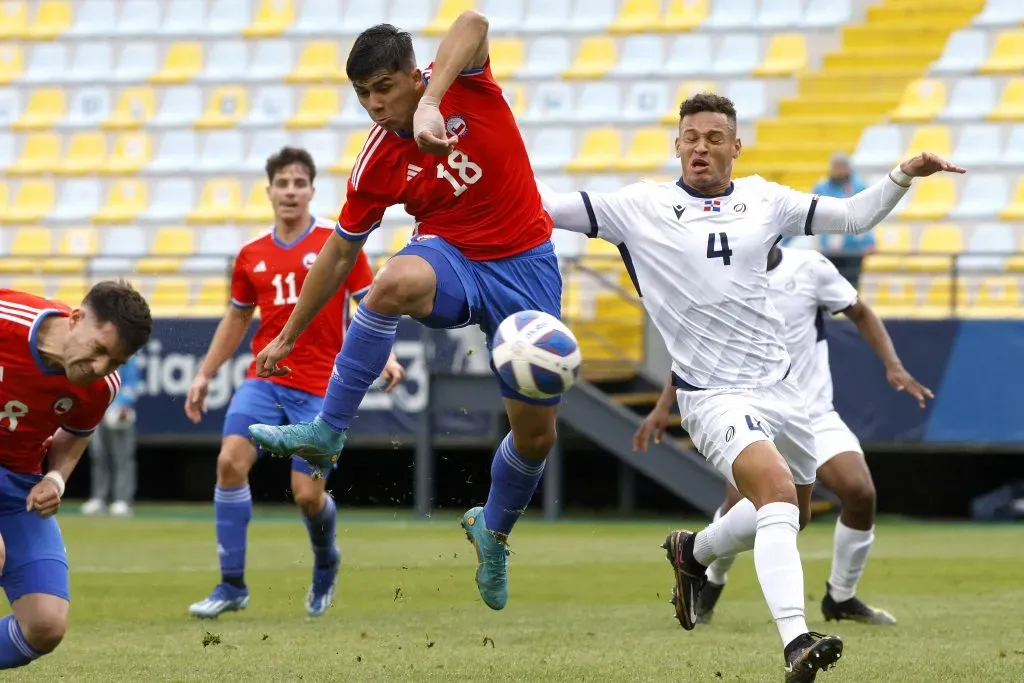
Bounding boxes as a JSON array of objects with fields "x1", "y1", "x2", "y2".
[{"x1": 3, "y1": 506, "x2": 1023, "y2": 682}]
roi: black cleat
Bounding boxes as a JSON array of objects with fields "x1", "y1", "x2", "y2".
[
  {"x1": 661, "y1": 530, "x2": 707, "y2": 630},
  {"x1": 695, "y1": 580, "x2": 725, "y2": 624},
  {"x1": 822, "y1": 583, "x2": 897, "y2": 625},
  {"x1": 784, "y1": 632, "x2": 843, "y2": 682}
]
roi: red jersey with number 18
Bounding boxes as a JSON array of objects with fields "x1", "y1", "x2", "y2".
[
  {"x1": 230, "y1": 219, "x2": 375, "y2": 396},
  {"x1": 336, "y1": 58, "x2": 553, "y2": 261},
  {"x1": 0, "y1": 290, "x2": 120, "y2": 475}
]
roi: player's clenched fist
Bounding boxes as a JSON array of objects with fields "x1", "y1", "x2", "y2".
[
  {"x1": 26, "y1": 478, "x2": 62, "y2": 518},
  {"x1": 413, "y1": 95, "x2": 458, "y2": 157},
  {"x1": 255, "y1": 334, "x2": 294, "y2": 379}
]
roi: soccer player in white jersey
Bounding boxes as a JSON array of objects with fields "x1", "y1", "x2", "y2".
[
  {"x1": 636, "y1": 242, "x2": 933, "y2": 628},
  {"x1": 537, "y1": 92, "x2": 965, "y2": 681}
]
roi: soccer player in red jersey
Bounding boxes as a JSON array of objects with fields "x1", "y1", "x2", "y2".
[
  {"x1": 184, "y1": 148, "x2": 404, "y2": 619},
  {"x1": 0, "y1": 281, "x2": 152, "y2": 670},
  {"x1": 249, "y1": 14, "x2": 562, "y2": 611}
]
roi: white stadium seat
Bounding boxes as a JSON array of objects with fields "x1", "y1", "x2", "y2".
[
  {"x1": 114, "y1": 42, "x2": 159, "y2": 83},
  {"x1": 613, "y1": 36, "x2": 664, "y2": 78},
  {"x1": 197, "y1": 40, "x2": 249, "y2": 83},
  {"x1": 520, "y1": 37, "x2": 572, "y2": 79},
  {"x1": 22, "y1": 44, "x2": 69, "y2": 85},
  {"x1": 940, "y1": 77, "x2": 997, "y2": 121},
  {"x1": 951, "y1": 124, "x2": 1003, "y2": 167},
  {"x1": 665, "y1": 35, "x2": 714, "y2": 76},
  {"x1": 151, "y1": 86, "x2": 203, "y2": 128},
  {"x1": 68, "y1": 43, "x2": 114, "y2": 84},
  {"x1": 160, "y1": 0, "x2": 208, "y2": 37},
  {"x1": 50, "y1": 179, "x2": 103, "y2": 223},
  {"x1": 854, "y1": 125, "x2": 903, "y2": 169},
  {"x1": 61, "y1": 88, "x2": 112, "y2": 130},
  {"x1": 149, "y1": 132, "x2": 199, "y2": 174},
  {"x1": 706, "y1": 0, "x2": 758, "y2": 30},
  {"x1": 69, "y1": 0, "x2": 118, "y2": 37},
  {"x1": 116, "y1": 0, "x2": 161, "y2": 36}
]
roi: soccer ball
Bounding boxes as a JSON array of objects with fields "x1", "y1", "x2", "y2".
[{"x1": 491, "y1": 311, "x2": 582, "y2": 400}]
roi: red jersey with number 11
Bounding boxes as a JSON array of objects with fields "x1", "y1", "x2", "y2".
[{"x1": 336, "y1": 58, "x2": 553, "y2": 261}]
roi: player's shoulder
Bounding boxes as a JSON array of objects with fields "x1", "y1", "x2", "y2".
[
  {"x1": 733, "y1": 174, "x2": 779, "y2": 196},
  {"x1": 0, "y1": 289, "x2": 70, "y2": 332}
]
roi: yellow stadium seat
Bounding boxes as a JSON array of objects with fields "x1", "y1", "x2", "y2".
[
  {"x1": 105, "y1": 132, "x2": 152, "y2": 174},
  {"x1": 58, "y1": 227, "x2": 98, "y2": 255},
  {"x1": 908, "y1": 223, "x2": 963, "y2": 273},
  {"x1": 862, "y1": 223, "x2": 912, "y2": 272},
  {"x1": 286, "y1": 42, "x2": 344, "y2": 83},
  {"x1": 102, "y1": 88, "x2": 156, "y2": 130},
  {"x1": 753, "y1": 34, "x2": 807, "y2": 77},
  {"x1": 565, "y1": 127, "x2": 623, "y2": 173},
  {"x1": 902, "y1": 124, "x2": 952, "y2": 159},
  {"x1": 40, "y1": 257, "x2": 84, "y2": 274},
  {"x1": 93, "y1": 179, "x2": 148, "y2": 223},
  {"x1": 617, "y1": 127, "x2": 672, "y2": 172},
  {"x1": 136, "y1": 257, "x2": 184, "y2": 275},
  {"x1": 243, "y1": 0, "x2": 294, "y2": 37},
  {"x1": 59, "y1": 132, "x2": 107, "y2": 176},
  {"x1": 988, "y1": 79, "x2": 1024, "y2": 122},
  {"x1": 0, "y1": 183, "x2": 7, "y2": 214},
  {"x1": 4, "y1": 180, "x2": 55, "y2": 223},
  {"x1": 922, "y1": 276, "x2": 966, "y2": 316},
  {"x1": 8, "y1": 132, "x2": 61, "y2": 175},
  {"x1": 564, "y1": 37, "x2": 617, "y2": 80},
  {"x1": 240, "y1": 182, "x2": 274, "y2": 223},
  {"x1": 11, "y1": 89, "x2": 66, "y2": 131},
  {"x1": 8, "y1": 276, "x2": 46, "y2": 293},
  {"x1": 53, "y1": 278, "x2": 88, "y2": 304},
  {"x1": 194, "y1": 87, "x2": 247, "y2": 129},
  {"x1": 423, "y1": 0, "x2": 475, "y2": 35},
  {"x1": 285, "y1": 87, "x2": 340, "y2": 129},
  {"x1": 331, "y1": 130, "x2": 369, "y2": 175},
  {"x1": 187, "y1": 179, "x2": 243, "y2": 223},
  {"x1": 583, "y1": 237, "x2": 625, "y2": 272},
  {"x1": 890, "y1": 79, "x2": 946, "y2": 122},
  {"x1": 503, "y1": 83, "x2": 526, "y2": 118},
  {"x1": 151, "y1": 278, "x2": 192, "y2": 310},
  {"x1": 1000, "y1": 178, "x2": 1024, "y2": 220},
  {"x1": 389, "y1": 226, "x2": 413, "y2": 254},
  {"x1": 663, "y1": 0, "x2": 709, "y2": 31},
  {"x1": 898, "y1": 176, "x2": 957, "y2": 220},
  {"x1": 974, "y1": 276, "x2": 1021, "y2": 310},
  {"x1": 979, "y1": 30, "x2": 1024, "y2": 74},
  {"x1": 488, "y1": 38, "x2": 525, "y2": 80},
  {"x1": 0, "y1": 1, "x2": 28, "y2": 39},
  {"x1": 25, "y1": 1, "x2": 72, "y2": 40},
  {"x1": 150, "y1": 226, "x2": 196, "y2": 256},
  {"x1": 610, "y1": 0, "x2": 661, "y2": 33},
  {"x1": 0, "y1": 44, "x2": 23, "y2": 84},
  {"x1": 10, "y1": 227, "x2": 52, "y2": 255},
  {"x1": 197, "y1": 277, "x2": 229, "y2": 310},
  {"x1": 149, "y1": 42, "x2": 203, "y2": 85},
  {"x1": 870, "y1": 276, "x2": 917, "y2": 310},
  {"x1": 661, "y1": 80, "x2": 715, "y2": 123}
]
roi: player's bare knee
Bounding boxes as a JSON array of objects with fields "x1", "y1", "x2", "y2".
[
  {"x1": 292, "y1": 486, "x2": 324, "y2": 518},
  {"x1": 840, "y1": 477, "x2": 877, "y2": 523},
  {"x1": 513, "y1": 430, "x2": 556, "y2": 460},
  {"x1": 0, "y1": 535, "x2": 6, "y2": 576},
  {"x1": 366, "y1": 257, "x2": 435, "y2": 317},
  {"x1": 21, "y1": 610, "x2": 66, "y2": 654},
  {"x1": 215, "y1": 449, "x2": 249, "y2": 487}
]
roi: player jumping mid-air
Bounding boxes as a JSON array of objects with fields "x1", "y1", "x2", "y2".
[
  {"x1": 635, "y1": 242, "x2": 934, "y2": 627},
  {"x1": 248, "y1": 14, "x2": 561, "y2": 611},
  {"x1": 185, "y1": 147, "x2": 405, "y2": 619},
  {"x1": 538, "y1": 92, "x2": 964, "y2": 680},
  {"x1": 0, "y1": 281, "x2": 152, "y2": 669}
]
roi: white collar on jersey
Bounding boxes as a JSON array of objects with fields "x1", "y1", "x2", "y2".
[{"x1": 675, "y1": 177, "x2": 735, "y2": 199}]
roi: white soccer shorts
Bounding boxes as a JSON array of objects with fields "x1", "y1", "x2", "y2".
[
  {"x1": 811, "y1": 409, "x2": 863, "y2": 467},
  {"x1": 677, "y1": 375, "x2": 818, "y2": 488}
]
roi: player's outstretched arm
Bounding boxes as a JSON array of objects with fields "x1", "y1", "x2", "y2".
[
  {"x1": 536, "y1": 179, "x2": 595, "y2": 234},
  {"x1": 633, "y1": 374, "x2": 676, "y2": 453},
  {"x1": 256, "y1": 233, "x2": 365, "y2": 377},
  {"x1": 26, "y1": 429, "x2": 90, "y2": 518},
  {"x1": 842, "y1": 301, "x2": 934, "y2": 408},
  {"x1": 186, "y1": 305, "x2": 254, "y2": 423},
  {"x1": 414, "y1": 10, "x2": 489, "y2": 155}
]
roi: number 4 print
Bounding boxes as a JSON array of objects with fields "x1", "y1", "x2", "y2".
[{"x1": 707, "y1": 232, "x2": 733, "y2": 265}]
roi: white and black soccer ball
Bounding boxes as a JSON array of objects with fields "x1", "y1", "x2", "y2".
[{"x1": 491, "y1": 311, "x2": 582, "y2": 400}]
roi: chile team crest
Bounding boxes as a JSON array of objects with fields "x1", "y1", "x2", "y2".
[
  {"x1": 446, "y1": 115, "x2": 468, "y2": 138},
  {"x1": 52, "y1": 397, "x2": 73, "y2": 415}
]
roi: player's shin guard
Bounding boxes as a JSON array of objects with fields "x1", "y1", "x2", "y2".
[
  {"x1": 692, "y1": 498, "x2": 758, "y2": 566},
  {"x1": 828, "y1": 520, "x2": 874, "y2": 603},
  {"x1": 481, "y1": 432, "x2": 546, "y2": 537},
  {"x1": 320, "y1": 304, "x2": 399, "y2": 431},
  {"x1": 215, "y1": 484, "x2": 253, "y2": 588},
  {"x1": 0, "y1": 615, "x2": 41, "y2": 669},
  {"x1": 753, "y1": 502, "x2": 809, "y2": 648},
  {"x1": 304, "y1": 494, "x2": 338, "y2": 568}
]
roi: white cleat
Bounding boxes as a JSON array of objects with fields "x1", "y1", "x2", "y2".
[
  {"x1": 188, "y1": 585, "x2": 250, "y2": 619},
  {"x1": 81, "y1": 498, "x2": 106, "y2": 515}
]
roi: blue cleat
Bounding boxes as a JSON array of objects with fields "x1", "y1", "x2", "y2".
[
  {"x1": 461, "y1": 506, "x2": 510, "y2": 610},
  {"x1": 305, "y1": 547, "x2": 341, "y2": 617},
  {"x1": 248, "y1": 416, "x2": 348, "y2": 479},
  {"x1": 188, "y1": 583, "x2": 250, "y2": 619}
]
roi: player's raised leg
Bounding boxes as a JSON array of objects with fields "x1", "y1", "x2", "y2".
[
  {"x1": 816, "y1": 449, "x2": 895, "y2": 625},
  {"x1": 695, "y1": 483, "x2": 745, "y2": 624}
]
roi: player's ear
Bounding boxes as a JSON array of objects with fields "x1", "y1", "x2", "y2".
[
  {"x1": 673, "y1": 136, "x2": 681, "y2": 158},
  {"x1": 68, "y1": 308, "x2": 83, "y2": 328},
  {"x1": 733, "y1": 137, "x2": 742, "y2": 160}
]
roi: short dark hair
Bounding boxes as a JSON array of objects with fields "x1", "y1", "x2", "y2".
[
  {"x1": 678, "y1": 92, "x2": 738, "y2": 127},
  {"x1": 82, "y1": 280, "x2": 152, "y2": 357},
  {"x1": 346, "y1": 23, "x2": 416, "y2": 83},
  {"x1": 265, "y1": 146, "x2": 316, "y2": 184}
]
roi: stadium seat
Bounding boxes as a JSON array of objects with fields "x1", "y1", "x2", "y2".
[
  {"x1": 663, "y1": 0, "x2": 709, "y2": 31},
  {"x1": 961, "y1": 223, "x2": 1014, "y2": 271},
  {"x1": 286, "y1": 41, "x2": 344, "y2": 83},
  {"x1": 521, "y1": 83, "x2": 572, "y2": 123},
  {"x1": 705, "y1": 0, "x2": 757, "y2": 29},
  {"x1": 624, "y1": 81, "x2": 671, "y2": 122},
  {"x1": 756, "y1": 0, "x2": 803, "y2": 29},
  {"x1": 973, "y1": 276, "x2": 1021, "y2": 313},
  {"x1": 951, "y1": 175, "x2": 1009, "y2": 219},
  {"x1": 114, "y1": 42, "x2": 158, "y2": 83},
  {"x1": 68, "y1": 42, "x2": 113, "y2": 83},
  {"x1": 194, "y1": 87, "x2": 248, "y2": 129},
  {"x1": 49, "y1": 179, "x2": 102, "y2": 222},
  {"x1": 931, "y1": 30, "x2": 988, "y2": 74},
  {"x1": 60, "y1": 132, "x2": 107, "y2": 175},
  {"x1": 140, "y1": 177, "x2": 193, "y2": 223},
  {"x1": 68, "y1": 0, "x2": 116, "y2": 37},
  {"x1": 922, "y1": 276, "x2": 967, "y2": 316},
  {"x1": 116, "y1": 0, "x2": 159, "y2": 36},
  {"x1": 284, "y1": 87, "x2": 340, "y2": 129},
  {"x1": 0, "y1": 1, "x2": 28, "y2": 39},
  {"x1": 25, "y1": 1, "x2": 72, "y2": 40},
  {"x1": 53, "y1": 278, "x2": 89, "y2": 304},
  {"x1": 187, "y1": 178, "x2": 243, "y2": 223},
  {"x1": 609, "y1": 0, "x2": 661, "y2": 33},
  {"x1": 522, "y1": 0, "x2": 570, "y2": 33},
  {"x1": 0, "y1": 45, "x2": 24, "y2": 84},
  {"x1": 424, "y1": 0, "x2": 474, "y2": 36},
  {"x1": 520, "y1": 37, "x2": 572, "y2": 78},
  {"x1": 891, "y1": 79, "x2": 947, "y2": 122},
  {"x1": 940, "y1": 77, "x2": 998, "y2": 121},
  {"x1": 0, "y1": 89, "x2": 22, "y2": 128},
  {"x1": 951, "y1": 124, "x2": 1002, "y2": 167},
  {"x1": 245, "y1": 130, "x2": 288, "y2": 172},
  {"x1": 1000, "y1": 178, "x2": 1024, "y2": 220},
  {"x1": 197, "y1": 278, "x2": 229, "y2": 310},
  {"x1": 149, "y1": 130, "x2": 198, "y2": 173},
  {"x1": 106, "y1": 132, "x2": 152, "y2": 174},
  {"x1": 58, "y1": 227, "x2": 99, "y2": 256},
  {"x1": 336, "y1": 3, "x2": 382, "y2": 35},
  {"x1": 196, "y1": 40, "x2": 248, "y2": 83},
  {"x1": 94, "y1": 179, "x2": 148, "y2": 223},
  {"x1": 244, "y1": 86, "x2": 294, "y2": 127},
  {"x1": 150, "y1": 42, "x2": 203, "y2": 84},
  {"x1": 10, "y1": 227, "x2": 53, "y2": 256},
  {"x1": 489, "y1": 38, "x2": 526, "y2": 79},
  {"x1": 0, "y1": 133, "x2": 13, "y2": 171},
  {"x1": 905, "y1": 223, "x2": 964, "y2": 275},
  {"x1": 528, "y1": 127, "x2": 576, "y2": 172},
  {"x1": 247, "y1": 39, "x2": 293, "y2": 83},
  {"x1": 565, "y1": 127, "x2": 622, "y2": 173},
  {"x1": 903, "y1": 125, "x2": 952, "y2": 159},
  {"x1": 726, "y1": 80, "x2": 767, "y2": 121},
  {"x1": 852, "y1": 125, "x2": 901, "y2": 169},
  {"x1": 988, "y1": 78, "x2": 1024, "y2": 121},
  {"x1": 863, "y1": 223, "x2": 912, "y2": 272},
  {"x1": 149, "y1": 226, "x2": 197, "y2": 257},
  {"x1": 974, "y1": 0, "x2": 1024, "y2": 26},
  {"x1": 612, "y1": 35, "x2": 664, "y2": 77},
  {"x1": 198, "y1": 131, "x2": 244, "y2": 173},
  {"x1": 752, "y1": 34, "x2": 807, "y2": 77},
  {"x1": 389, "y1": 226, "x2": 413, "y2": 254},
  {"x1": 617, "y1": 127, "x2": 672, "y2": 172},
  {"x1": 4, "y1": 180, "x2": 55, "y2": 223},
  {"x1": 869, "y1": 276, "x2": 918, "y2": 311},
  {"x1": 479, "y1": 0, "x2": 524, "y2": 33},
  {"x1": 330, "y1": 130, "x2": 369, "y2": 175},
  {"x1": 62, "y1": 88, "x2": 112, "y2": 130},
  {"x1": 204, "y1": 0, "x2": 252, "y2": 37},
  {"x1": 240, "y1": 182, "x2": 274, "y2": 223},
  {"x1": 659, "y1": 80, "x2": 716, "y2": 122},
  {"x1": 22, "y1": 44, "x2": 69, "y2": 85},
  {"x1": 711, "y1": 34, "x2": 760, "y2": 76},
  {"x1": 899, "y1": 176, "x2": 958, "y2": 221},
  {"x1": 999, "y1": 125, "x2": 1024, "y2": 167},
  {"x1": 979, "y1": 30, "x2": 1024, "y2": 74},
  {"x1": 564, "y1": 36, "x2": 617, "y2": 79},
  {"x1": 12, "y1": 89, "x2": 65, "y2": 131},
  {"x1": 150, "y1": 278, "x2": 192, "y2": 311},
  {"x1": 575, "y1": 83, "x2": 622, "y2": 123},
  {"x1": 244, "y1": 0, "x2": 294, "y2": 37},
  {"x1": 567, "y1": 0, "x2": 616, "y2": 33},
  {"x1": 8, "y1": 132, "x2": 61, "y2": 175}
]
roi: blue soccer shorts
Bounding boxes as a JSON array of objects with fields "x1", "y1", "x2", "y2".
[
  {"x1": 395, "y1": 235, "x2": 564, "y2": 406},
  {"x1": 223, "y1": 379, "x2": 332, "y2": 476},
  {"x1": 0, "y1": 466, "x2": 69, "y2": 603}
]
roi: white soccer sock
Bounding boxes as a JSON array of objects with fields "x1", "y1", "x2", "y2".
[
  {"x1": 693, "y1": 498, "x2": 758, "y2": 566},
  {"x1": 705, "y1": 554, "x2": 737, "y2": 585},
  {"x1": 828, "y1": 520, "x2": 875, "y2": 603},
  {"x1": 754, "y1": 502, "x2": 808, "y2": 648}
]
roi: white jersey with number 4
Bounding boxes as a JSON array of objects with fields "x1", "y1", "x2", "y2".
[{"x1": 767, "y1": 247, "x2": 859, "y2": 420}]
